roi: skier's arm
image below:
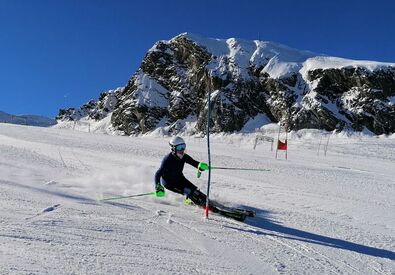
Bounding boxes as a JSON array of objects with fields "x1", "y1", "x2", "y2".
[
  {"x1": 154, "y1": 164, "x2": 164, "y2": 186},
  {"x1": 184, "y1": 154, "x2": 209, "y2": 170},
  {"x1": 153, "y1": 158, "x2": 167, "y2": 197},
  {"x1": 184, "y1": 154, "x2": 209, "y2": 178},
  {"x1": 184, "y1": 154, "x2": 199, "y2": 168}
]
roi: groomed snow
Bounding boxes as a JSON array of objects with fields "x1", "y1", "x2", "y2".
[{"x1": 0, "y1": 123, "x2": 394, "y2": 274}]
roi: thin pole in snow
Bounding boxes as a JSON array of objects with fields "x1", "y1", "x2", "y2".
[
  {"x1": 275, "y1": 123, "x2": 281, "y2": 159},
  {"x1": 324, "y1": 133, "x2": 331, "y2": 156},
  {"x1": 318, "y1": 135, "x2": 323, "y2": 156},
  {"x1": 285, "y1": 125, "x2": 288, "y2": 160},
  {"x1": 205, "y1": 89, "x2": 212, "y2": 219}
]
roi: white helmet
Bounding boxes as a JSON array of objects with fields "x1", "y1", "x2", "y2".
[{"x1": 169, "y1": 136, "x2": 186, "y2": 154}]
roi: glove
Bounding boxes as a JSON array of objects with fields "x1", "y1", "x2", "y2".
[
  {"x1": 155, "y1": 184, "x2": 165, "y2": 197},
  {"x1": 198, "y1": 162, "x2": 209, "y2": 171},
  {"x1": 197, "y1": 162, "x2": 209, "y2": 178}
]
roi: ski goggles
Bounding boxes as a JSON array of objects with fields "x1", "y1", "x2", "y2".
[{"x1": 175, "y1": 143, "x2": 186, "y2": 151}]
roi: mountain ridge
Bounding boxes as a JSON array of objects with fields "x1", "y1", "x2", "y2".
[
  {"x1": 0, "y1": 111, "x2": 56, "y2": 127},
  {"x1": 56, "y1": 33, "x2": 395, "y2": 135}
]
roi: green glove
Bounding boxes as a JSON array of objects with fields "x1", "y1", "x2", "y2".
[
  {"x1": 156, "y1": 190, "x2": 165, "y2": 197},
  {"x1": 155, "y1": 184, "x2": 165, "y2": 197},
  {"x1": 198, "y1": 162, "x2": 209, "y2": 171},
  {"x1": 197, "y1": 162, "x2": 209, "y2": 178}
]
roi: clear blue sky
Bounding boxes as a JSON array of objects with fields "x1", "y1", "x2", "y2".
[{"x1": 1, "y1": 0, "x2": 394, "y2": 118}]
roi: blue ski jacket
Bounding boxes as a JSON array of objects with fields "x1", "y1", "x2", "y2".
[{"x1": 154, "y1": 153, "x2": 199, "y2": 185}]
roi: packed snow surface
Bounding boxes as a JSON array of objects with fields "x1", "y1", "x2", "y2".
[{"x1": 0, "y1": 123, "x2": 394, "y2": 274}]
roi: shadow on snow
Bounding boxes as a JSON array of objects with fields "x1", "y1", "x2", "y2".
[
  {"x1": 2, "y1": 180, "x2": 98, "y2": 205},
  {"x1": 225, "y1": 206, "x2": 395, "y2": 261}
]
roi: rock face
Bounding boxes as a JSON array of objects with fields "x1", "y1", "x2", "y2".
[
  {"x1": 58, "y1": 33, "x2": 395, "y2": 135},
  {"x1": 57, "y1": 88, "x2": 121, "y2": 121}
]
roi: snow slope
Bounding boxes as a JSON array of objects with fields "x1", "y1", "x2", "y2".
[{"x1": 0, "y1": 123, "x2": 394, "y2": 274}]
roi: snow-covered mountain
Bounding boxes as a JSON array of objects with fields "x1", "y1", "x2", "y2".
[
  {"x1": 0, "y1": 110, "x2": 56, "y2": 127},
  {"x1": 57, "y1": 33, "x2": 395, "y2": 135}
]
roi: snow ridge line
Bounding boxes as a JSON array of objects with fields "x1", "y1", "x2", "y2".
[
  {"x1": 216, "y1": 216, "x2": 365, "y2": 274},
  {"x1": 70, "y1": 148, "x2": 90, "y2": 171},
  {"x1": 133, "y1": 199, "x2": 344, "y2": 273},
  {"x1": 157, "y1": 211, "x2": 274, "y2": 274},
  {"x1": 341, "y1": 248, "x2": 388, "y2": 275},
  {"x1": 152, "y1": 211, "x2": 210, "y2": 254},
  {"x1": 133, "y1": 202, "x2": 274, "y2": 274},
  {"x1": 57, "y1": 147, "x2": 68, "y2": 169},
  {"x1": 293, "y1": 239, "x2": 387, "y2": 275}
]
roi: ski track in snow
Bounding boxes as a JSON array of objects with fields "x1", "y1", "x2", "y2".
[
  {"x1": 131, "y1": 200, "x2": 274, "y2": 274},
  {"x1": 0, "y1": 123, "x2": 394, "y2": 274},
  {"x1": 218, "y1": 215, "x2": 379, "y2": 275}
]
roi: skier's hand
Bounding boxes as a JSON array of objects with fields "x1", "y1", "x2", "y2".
[
  {"x1": 155, "y1": 184, "x2": 165, "y2": 197},
  {"x1": 197, "y1": 162, "x2": 209, "y2": 178},
  {"x1": 198, "y1": 162, "x2": 209, "y2": 171}
]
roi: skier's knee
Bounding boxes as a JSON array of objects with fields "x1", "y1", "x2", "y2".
[{"x1": 183, "y1": 187, "x2": 192, "y2": 196}]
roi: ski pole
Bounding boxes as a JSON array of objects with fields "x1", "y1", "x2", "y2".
[
  {"x1": 211, "y1": 166, "x2": 271, "y2": 172},
  {"x1": 197, "y1": 166, "x2": 270, "y2": 178},
  {"x1": 99, "y1": 191, "x2": 156, "y2": 202}
]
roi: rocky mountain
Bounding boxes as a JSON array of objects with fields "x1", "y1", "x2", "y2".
[
  {"x1": 57, "y1": 88, "x2": 120, "y2": 122},
  {"x1": 0, "y1": 111, "x2": 56, "y2": 127},
  {"x1": 57, "y1": 33, "x2": 395, "y2": 135}
]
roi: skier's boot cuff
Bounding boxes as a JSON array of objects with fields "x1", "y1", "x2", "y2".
[{"x1": 188, "y1": 189, "x2": 206, "y2": 207}]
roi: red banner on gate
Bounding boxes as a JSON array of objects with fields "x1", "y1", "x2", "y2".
[{"x1": 277, "y1": 140, "x2": 287, "y2": 150}]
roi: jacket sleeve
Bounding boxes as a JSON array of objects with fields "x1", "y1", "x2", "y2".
[
  {"x1": 184, "y1": 154, "x2": 199, "y2": 169},
  {"x1": 154, "y1": 156, "x2": 167, "y2": 186}
]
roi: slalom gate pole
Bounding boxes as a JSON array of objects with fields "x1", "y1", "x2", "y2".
[
  {"x1": 276, "y1": 123, "x2": 281, "y2": 159},
  {"x1": 99, "y1": 192, "x2": 156, "y2": 202},
  {"x1": 210, "y1": 166, "x2": 271, "y2": 172},
  {"x1": 285, "y1": 125, "x2": 288, "y2": 160},
  {"x1": 205, "y1": 89, "x2": 212, "y2": 219}
]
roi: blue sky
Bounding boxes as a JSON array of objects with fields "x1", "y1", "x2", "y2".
[{"x1": 1, "y1": 0, "x2": 394, "y2": 118}]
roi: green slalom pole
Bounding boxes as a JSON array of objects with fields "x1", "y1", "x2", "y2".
[
  {"x1": 99, "y1": 191, "x2": 156, "y2": 202},
  {"x1": 210, "y1": 166, "x2": 271, "y2": 172}
]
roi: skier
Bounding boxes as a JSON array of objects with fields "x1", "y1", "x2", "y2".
[
  {"x1": 154, "y1": 136, "x2": 209, "y2": 206},
  {"x1": 154, "y1": 136, "x2": 254, "y2": 221}
]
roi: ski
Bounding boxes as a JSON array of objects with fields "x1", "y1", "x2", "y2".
[
  {"x1": 184, "y1": 200, "x2": 252, "y2": 221},
  {"x1": 213, "y1": 203, "x2": 255, "y2": 218},
  {"x1": 236, "y1": 208, "x2": 255, "y2": 217},
  {"x1": 210, "y1": 201, "x2": 255, "y2": 218},
  {"x1": 184, "y1": 189, "x2": 255, "y2": 222},
  {"x1": 210, "y1": 205, "x2": 247, "y2": 221}
]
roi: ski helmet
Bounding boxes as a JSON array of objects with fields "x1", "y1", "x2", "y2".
[{"x1": 169, "y1": 136, "x2": 186, "y2": 154}]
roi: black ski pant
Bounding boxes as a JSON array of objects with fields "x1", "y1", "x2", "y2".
[{"x1": 162, "y1": 176, "x2": 207, "y2": 207}]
